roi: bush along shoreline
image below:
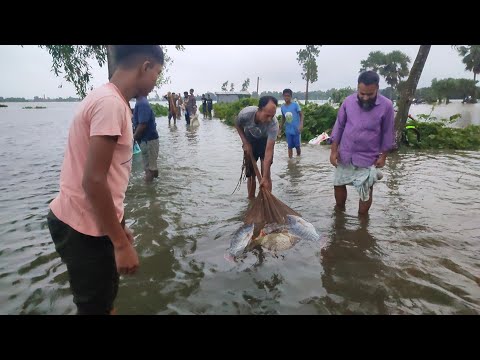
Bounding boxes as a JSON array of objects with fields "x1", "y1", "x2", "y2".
[
  {"x1": 213, "y1": 98, "x2": 480, "y2": 150},
  {"x1": 150, "y1": 103, "x2": 169, "y2": 117},
  {"x1": 214, "y1": 98, "x2": 338, "y2": 143}
]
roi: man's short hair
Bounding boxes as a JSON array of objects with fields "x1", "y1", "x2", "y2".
[
  {"x1": 282, "y1": 89, "x2": 293, "y2": 96},
  {"x1": 258, "y1": 95, "x2": 278, "y2": 109},
  {"x1": 114, "y1": 45, "x2": 164, "y2": 69},
  {"x1": 358, "y1": 71, "x2": 380, "y2": 86}
]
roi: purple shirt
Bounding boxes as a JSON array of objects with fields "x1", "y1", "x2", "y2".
[{"x1": 330, "y1": 93, "x2": 395, "y2": 168}]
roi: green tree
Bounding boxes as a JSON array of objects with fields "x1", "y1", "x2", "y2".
[
  {"x1": 330, "y1": 87, "x2": 355, "y2": 105},
  {"x1": 37, "y1": 45, "x2": 184, "y2": 98},
  {"x1": 221, "y1": 81, "x2": 229, "y2": 91},
  {"x1": 455, "y1": 45, "x2": 480, "y2": 102},
  {"x1": 230, "y1": 83, "x2": 235, "y2": 92},
  {"x1": 360, "y1": 50, "x2": 411, "y2": 99},
  {"x1": 456, "y1": 78, "x2": 479, "y2": 100},
  {"x1": 455, "y1": 45, "x2": 480, "y2": 82},
  {"x1": 296, "y1": 45, "x2": 321, "y2": 103},
  {"x1": 241, "y1": 78, "x2": 250, "y2": 91},
  {"x1": 431, "y1": 77, "x2": 478, "y2": 102},
  {"x1": 38, "y1": 45, "x2": 107, "y2": 99},
  {"x1": 431, "y1": 78, "x2": 457, "y2": 103}
]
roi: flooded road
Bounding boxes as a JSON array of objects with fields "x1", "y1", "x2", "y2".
[{"x1": 1, "y1": 102, "x2": 479, "y2": 314}]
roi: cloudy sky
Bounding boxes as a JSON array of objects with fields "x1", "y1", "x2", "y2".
[{"x1": 0, "y1": 45, "x2": 473, "y2": 99}]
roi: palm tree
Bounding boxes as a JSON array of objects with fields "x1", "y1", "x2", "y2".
[
  {"x1": 360, "y1": 50, "x2": 411, "y2": 99},
  {"x1": 454, "y1": 45, "x2": 480, "y2": 102},
  {"x1": 456, "y1": 45, "x2": 480, "y2": 82},
  {"x1": 381, "y1": 51, "x2": 411, "y2": 90}
]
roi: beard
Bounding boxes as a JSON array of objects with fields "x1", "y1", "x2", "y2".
[{"x1": 357, "y1": 95, "x2": 376, "y2": 111}]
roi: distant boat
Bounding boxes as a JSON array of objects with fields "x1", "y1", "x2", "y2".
[{"x1": 22, "y1": 106, "x2": 46, "y2": 109}]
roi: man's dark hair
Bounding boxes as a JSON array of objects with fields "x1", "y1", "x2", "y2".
[
  {"x1": 190, "y1": 89, "x2": 194, "y2": 93},
  {"x1": 115, "y1": 45, "x2": 164, "y2": 68},
  {"x1": 184, "y1": 91, "x2": 189, "y2": 96},
  {"x1": 258, "y1": 95, "x2": 278, "y2": 109},
  {"x1": 358, "y1": 71, "x2": 380, "y2": 86},
  {"x1": 282, "y1": 88, "x2": 293, "y2": 96}
]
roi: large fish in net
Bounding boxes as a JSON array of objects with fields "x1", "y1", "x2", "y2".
[{"x1": 227, "y1": 152, "x2": 320, "y2": 258}]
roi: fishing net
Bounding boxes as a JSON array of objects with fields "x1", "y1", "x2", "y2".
[
  {"x1": 226, "y1": 152, "x2": 322, "y2": 259},
  {"x1": 238, "y1": 153, "x2": 301, "y2": 235}
]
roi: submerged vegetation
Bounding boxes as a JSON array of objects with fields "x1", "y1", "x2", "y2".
[{"x1": 404, "y1": 112, "x2": 480, "y2": 150}]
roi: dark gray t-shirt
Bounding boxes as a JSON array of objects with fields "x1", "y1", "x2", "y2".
[{"x1": 235, "y1": 106, "x2": 279, "y2": 141}]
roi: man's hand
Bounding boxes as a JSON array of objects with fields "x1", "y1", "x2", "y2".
[
  {"x1": 330, "y1": 152, "x2": 338, "y2": 167},
  {"x1": 259, "y1": 177, "x2": 272, "y2": 192},
  {"x1": 298, "y1": 124, "x2": 303, "y2": 133},
  {"x1": 114, "y1": 240, "x2": 139, "y2": 275},
  {"x1": 242, "y1": 142, "x2": 252, "y2": 157},
  {"x1": 375, "y1": 154, "x2": 387, "y2": 168}
]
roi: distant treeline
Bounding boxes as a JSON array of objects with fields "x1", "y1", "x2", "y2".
[
  {"x1": 413, "y1": 78, "x2": 479, "y2": 104},
  {"x1": 0, "y1": 96, "x2": 80, "y2": 102},
  {"x1": 5, "y1": 77, "x2": 477, "y2": 105},
  {"x1": 252, "y1": 89, "x2": 339, "y2": 100}
]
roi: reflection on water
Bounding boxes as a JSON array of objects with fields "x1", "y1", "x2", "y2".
[
  {"x1": 321, "y1": 210, "x2": 389, "y2": 314},
  {"x1": 0, "y1": 102, "x2": 479, "y2": 314}
]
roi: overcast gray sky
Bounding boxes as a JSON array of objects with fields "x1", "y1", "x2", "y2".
[{"x1": 0, "y1": 45, "x2": 473, "y2": 99}]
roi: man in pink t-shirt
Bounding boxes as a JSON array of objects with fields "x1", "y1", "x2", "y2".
[{"x1": 47, "y1": 45, "x2": 164, "y2": 315}]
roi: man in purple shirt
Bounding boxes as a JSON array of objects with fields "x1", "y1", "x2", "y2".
[{"x1": 330, "y1": 71, "x2": 395, "y2": 215}]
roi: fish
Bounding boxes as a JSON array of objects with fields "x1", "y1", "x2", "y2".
[
  {"x1": 255, "y1": 232, "x2": 299, "y2": 252},
  {"x1": 227, "y1": 223, "x2": 255, "y2": 258},
  {"x1": 286, "y1": 215, "x2": 320, "y2": 241},
  {"x1": 190, "y1": 113, "x2": 200, "y2": 127},
  {"x1": 259, "y1": 223, "x2": 288, "y2": 237}
]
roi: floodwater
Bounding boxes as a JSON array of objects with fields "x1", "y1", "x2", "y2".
[
  {"x1": 408, "y1": 100, "x2": 480, "y2": 127},
  {"x1": 0, "y1": 102, "x2": 479, "y2": 314}
]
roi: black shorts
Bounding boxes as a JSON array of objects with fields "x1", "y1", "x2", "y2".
[
  {"x1": 245, "y1": 137, "x2": 270, "y2": 178},
  {"x1": 47, "y1": 210, "x2": 119, "y2": 315}
]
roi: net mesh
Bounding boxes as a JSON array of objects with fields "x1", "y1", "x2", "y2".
[{"x1": 240, "y1": 153, "x2": 301, "y2": 233}]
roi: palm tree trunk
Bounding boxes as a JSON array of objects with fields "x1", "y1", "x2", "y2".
[
  {"x1": 474, "y1": 73, "x2": 478, "y2": 102},
  {"x1": 394, "y1": 45, "x2": 431, "y2": 147}
]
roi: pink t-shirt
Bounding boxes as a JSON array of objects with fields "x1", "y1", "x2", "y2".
[{"x1": 50, "y1": 83, "x2": 133, "y2": 236}]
